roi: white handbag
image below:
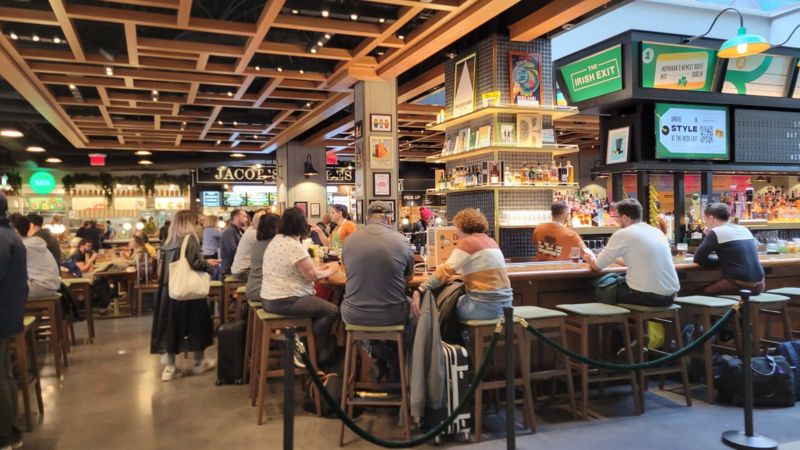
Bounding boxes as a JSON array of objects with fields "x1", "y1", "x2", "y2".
[{"x1": 168, "y1": 235, "x2": 211, "y2": 301}]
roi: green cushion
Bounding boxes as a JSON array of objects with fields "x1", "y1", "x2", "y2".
[
  {"x1": 224, "y1": 275, "x2": 241, "y2": 283},
  {"x1": 62, "y1": 278, "x2": 92, "y2": 286},
  {"x1": 768, "y1": 287, "x2": 800, "y2": 297},
  {"x1": 719, "y1": 293, "x2": 790, "y2": 303},
  {"x1": 256, "y1": 309, "x2": 288, "y2": 320},
  {"x1": 23, "y1": 316, "x2": 36, "y2": 327},
  {"x1": 247, "y1": 300, "x2": 262, "y2": 308},
  {"x1": 27, "y1": 294, "x2": 61, "y2": 302},
  {"x1": 209, "y1": 281, "x2": 223, "y2": 288},
  {"x1": 461, "y1": 306, "x2": 566, "y2": 327},
  {"x1": 344, "y1": 324, "x2": 405, "y2": 332},
  {"x1": 675, "y1": 296, "x2": 737, "y2": 308},
  {"x1": 236, "y1": 286, "x2": 247, "y2": 294},
  {"x1": 556, "y1": 303, "x2": 630, "y2": 317},
  {"x1": 618, "y1": 303, "x2": 681, "y2": 313}
]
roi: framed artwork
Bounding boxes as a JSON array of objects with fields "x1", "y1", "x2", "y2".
[
  {"x1": 453, "y1": 53, "x2": 476, "y2": 117},
  {"x1": 476, "y1": 125, "x2": 491, "y2": 148},
  {"x1": 293, "y1": 201, "x2": 308, "y2": 217},
  {"x1": 606, "y1": 126, "x2": 630, "y2": 165},
  {"x1": 509, "y1": 51, "x2": 542, "y2": 106},
  {"x1": 310, "y1": 203, "x2": 321, "y2": 216},
  {"x1": 369, "y1": 199, "x2": 396, "y2": 222},
  {"x1": 516, "y1": 114, "x2": 542, "y2": 147},
  {"x1": 499, "y1": 123, "x2": 515, "y2": 145},
  {"x1": 354, "y1": 120, "x2": 362, "y2": 139},
  {"x1": 369, "y1": 136, "x2": 393, "y2": 169},
  {"x1": 370, "y1": 114, "x2": 392, "y2": 132},
  {"x1": 373, "y1": 172, "x2": 391, "y2": 197}
]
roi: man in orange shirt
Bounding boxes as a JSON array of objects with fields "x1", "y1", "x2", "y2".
[{"x1": 533, "y1": 201, "x2": 586, "y2": 261}]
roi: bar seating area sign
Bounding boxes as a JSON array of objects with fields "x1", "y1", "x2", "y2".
[
  {"x1": 655, "y1": 103, "x2": 729, "y2": 160},
  {"x1": 559, "y1": 45, "x2": 623, "y2": 103},
  {"x1": 641, "y1": 42, "x2": 716, "y2": 91}
]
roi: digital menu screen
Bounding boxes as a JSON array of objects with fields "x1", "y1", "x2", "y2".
[
  {"x1": 201, "y1": 191, "x2": 221, "y2": 207},
  {"x1": 223, "y1": 192, "x2": 246, "y2": 207},
  {"x1": 247, "y1": 192, "x2": 271, "y2": 206}
]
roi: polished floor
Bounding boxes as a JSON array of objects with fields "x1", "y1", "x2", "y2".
[{"x1": 20, "y1": 316, "x2": 800, "y2": 449}]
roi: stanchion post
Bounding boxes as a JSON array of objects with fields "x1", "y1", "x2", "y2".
[
  {"x1": 284, "y1": 327, "x2": 296, "y2": 450},
  {"x1": 503, "y1": 307, "x2": 515, "y2": 450},
  {"x1": 721, "y1": 290, "x2": 777, "y2": 450}
]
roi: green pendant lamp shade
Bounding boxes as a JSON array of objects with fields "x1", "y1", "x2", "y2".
[{"x1": 718, "y1": 26, "x2": 770, "y2": 58}]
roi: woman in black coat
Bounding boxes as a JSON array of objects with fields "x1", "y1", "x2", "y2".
[{"x1": 151, "y1": 210, "x2": 220, "y2": 382}]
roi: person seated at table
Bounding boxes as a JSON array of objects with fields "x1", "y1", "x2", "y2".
[
  {"x1": 413, "y1": 208, "x2": 512, "y2": 321},
  {"x1": 27, "y1": 213, "x2": 61, "y2": 263},
  {"x1": 121, "y1": 233, "x2": 157, "y2": 262},
  {"x1": 231, "y1": 209, "x2": 266, "y2": 281},
  {"x1": 694, "y1": 203, "x2": 765, "y2": 295},
  {"x1": 261, "y1": 207, "x2": 340, "y2": 365},
  {"x1": 158, "y1": 220, "x2": 171, "y2": 243},
  {"x1": 69, "y1": 238, "x2": 98, "y2": 273},
  {"x1": 310, "y1": 204, "x2": 357, "y2": 250},
  {"x1": 533, "y1": 201, "x2": 587, "y2": 261},
  {"x1": 11, "y1": 215, "x2": 60, "y2": 298},
  {"x1": 245, "y1": 212, "x2": 279, "y2": 304},
  {"x1": 585, "y1": 199, "x2": 679, "y2": 307}
]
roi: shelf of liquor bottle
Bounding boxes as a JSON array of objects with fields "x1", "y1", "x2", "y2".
[
  {"x1": 499, "y1": 224, "x2": 619, "y2": 234},
  {"x1": 741, "y1": 221, "x2": 800, "y2": 230},
  {"x1": 426, "y1": 144, "x2": 579, "y2": 163},
  {"x1": 427, "y1": 104, "x2": 579, "y2": 131},
  {"x1": 429, "y1": 184, "x2": 579, "y2": 194}
]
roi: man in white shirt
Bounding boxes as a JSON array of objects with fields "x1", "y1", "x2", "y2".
[
  {"x1": 585, "y1": 199, "x2": 679, "y2": 307},
  {"x1": 231, "y1": 209, "x2": 265, "y2": 280}
]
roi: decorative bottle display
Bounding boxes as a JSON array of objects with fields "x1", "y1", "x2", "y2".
[
  {"x1": 558, "y1": 159, "x2": 569, "y2": 185},
  {"x1": 490, "y1": 164, "x2": 500, "y2": 185},
  {"x1": 435, "y1": 160, "x2": 578, "y2": 191},
  {"x1": 566, "y1": 160, "x2": 574, "y2": 184},
  {"x1": 549, "y1": 160, "x2": 558, "y2": 184}
]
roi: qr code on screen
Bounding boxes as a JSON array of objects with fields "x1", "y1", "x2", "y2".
[{"x1": 700, "y1": 126, "x2": 713, "y2": 144}]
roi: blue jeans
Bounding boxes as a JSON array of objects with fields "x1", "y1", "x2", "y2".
[{"x1": 456, "y1": 296, "x2": 512, "y2": 321}]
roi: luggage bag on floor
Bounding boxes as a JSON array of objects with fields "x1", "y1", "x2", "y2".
[
  {"x1": 216, "y1": 320, "x2": 245, "y2": 385},
  {"x1": 425, "y1": 342, "x2": 471, "y2": 443},
  {"x1": 715, "y1": 354, "x2": 795, "y2": 407},
  {"x1": 777, "y1": 340, "x2": 800, "y2": 399}
]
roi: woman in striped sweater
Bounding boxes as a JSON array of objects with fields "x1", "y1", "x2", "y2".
[{"x1": 412, "y1": 208, "x2": 513, "y2": 321}]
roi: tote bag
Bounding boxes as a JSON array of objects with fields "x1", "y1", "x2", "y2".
[{"x1": 168, "y1": 235, "x2": 211, "y2": 301}]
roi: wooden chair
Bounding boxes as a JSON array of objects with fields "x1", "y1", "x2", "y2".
[
  {"x1": 10, "y1": 316, "x2": 44, "y2": 432},
  {"x1": 133, "y1": 252, "x2": 159, "y2": 317},
  {"x1": 244, "y1": 298, "x2": 261, "y2": 387},
  {"x1": 557, "y1": 303, "x2": 641, "y2": 419},
  {"x1": 223, "y1": 276, "x2": 246, "y2": 323},
  {"x1": 62, "y1": 278, "x2": 94, "y2": 343},
  {"x1": 25, "y1": 294, "x2": 68, "y2": 378},
  {"x1": 208, "y1": 281, "x2": 224, "y2": 328}
]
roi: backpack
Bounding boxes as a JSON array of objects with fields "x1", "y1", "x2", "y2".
[
  {"x1": 593, "y1": 273, "x2": 626, "y2": 304},
  {"x1": 777, "y1": 340, "x2": 800, "y2": 400},
  {"x1": 715, "y1": 354, "x2": 796, "y2": 407}
]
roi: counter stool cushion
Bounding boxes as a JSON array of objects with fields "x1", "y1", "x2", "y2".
[
  {"x1": 236, "y1": 286, "x2": 247, "y2": 294},
  {"x1": 344, "y1": 324, "x2": 404, "y2": 332},
  {"x1": 61, "y1": 278, "x2": 92, "y2": 286},
  {"x1": 28, "y1": 294, "x2": 62, "y2": 301},
  {"x1": 767, "y1": 287, "x2": 800, "y2": 297},
  {"x1": 224, "y1": 275, "x2": 240, "y2": 283},
  {"x1": 675, "y1": 296, "x2": 737, "y2": 308},
  {"x1": 719, "y1": 293, "x2": 790, "y2": 303},
  {"x1": 209, "y1": 281, "x2": 222, "y2": 288},
  {"x1": 461, "y1": 306, "x2": 566, "y2": 326},
  {"x1": 247, "y1": 300, "x2": 262, "y2": 309},
  {"x1": 618, "y1": 303, "x2": 681, "y2": 313},
  {"x1": 23, "y1": 316, "x2": 36, "y2": 328},
  {"x1": 256, "y1": 309, "x2": 290, "y2": 321},
  {"x1": 557, "y1": 303, "x2": 630, "y2": 317}
]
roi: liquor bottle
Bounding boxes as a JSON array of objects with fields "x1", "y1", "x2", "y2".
[
  {"x1": 536, "y1": 162, "x2": 545, "y2": 184},
  {"x1": 520, "y1": 162, "x2": 529, "y2": 185},
  {"x1": 504, "y1": 166, "x2": 512, "y2": 187},
  {"x1": 549, "y1": 159, "x2": 558, "y2": 184},
  {"x1": 559, "y1": 158, "x2": 569, "y2": 185},
  {"x1": 438, "y1": 171, "x2": 447, "y2": 191},
  {"x1": 528, "y1": 162, "x2": 536, "y2": 186},
  {"x1": 490, "y1": 163, "x2": 500, "y2": 185},
  {"x1": 566, "y1": 160, "x2": 574, "y2": 184}
]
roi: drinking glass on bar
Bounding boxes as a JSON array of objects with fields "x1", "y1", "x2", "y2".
[
  {"x1": 676, "y1": 242, "x2": 688, "y2": 259},
  {"x1": 570, "y1": 247, "x2": 581, "y2": 263}
]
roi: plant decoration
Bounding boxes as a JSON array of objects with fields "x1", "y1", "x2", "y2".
[
  {"x1": 60, "y1": 173, "x2": 191, "y2": 198},
  {"x1": 140, "y1": 174, "x2": 156, "y2": 195},
  {"x1": 649, "y1": 183, "x2": 660, "y2": 228},
  {"x1": 5, "y1": 172, "x2": 22, "y2": 194},
  {"x1": 62, "y1": 175, "x2": 76, "y2": 194}
]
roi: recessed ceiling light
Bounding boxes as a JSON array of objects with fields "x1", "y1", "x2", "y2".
[
  {"x1": 216, "y1": 140, "x2": 222, "y2": 145},
  {"x1": 291, "y1": 9, "x2": 299, "y2": 14},
  {"x1": 378, "y1": 18, "x2": 385, "y2": 23},
  {"x1": 0, "y1": 129, "x2": 23, "y2": 138},
  {"x1": 105, "y1": 66, "x2": 114, "y2": 76},
  {"x1": 255, "y1": 65, "x2": 260, "y2": 71},
  {"x1": 32, "y1": 34, "x2": 39, "y2": 42},
  {"x1": 233, "y1": 121, "x2": 238, "y2": 126},
  {"x1": 377, "y1": 51, "x2": 384, "y2": 56},
  {"x1": 350, "y1": 13, "x2": 358, "y2": 21},
  {"x1": 230, "y1": 153, "x2": 245, "y2": 158},
  {"x1": 181, "y1": 121, "x2": 187, "y2": 126},
  {"x1": 68, "y1": 84, "x2": 77, "y2": 90},
  {"x1": 253, "y1": 135, "x2": 259, "y2": 139},
  {"x1": 397, "y1": 34, "x2": 404, "y2": 40},
  {"x1": 299, "y1": 69, "x2": 304, "y2": 74},
  {"x1": 9, "y1": 32, "x2": 17, "y2": 40},
  {"x1": 45, "y1": 157, "x2": 62, "y2": 163},
  {"x1": 26, "y1": 146, "x2": 45, "y2": 153},
  {"x1": 324, "y1": 33, "x2": 331, "y2": 39},
  {"x1": 305, "y1": 102, "x2": 311, "y2": 108},
  {"x1": 135, "y1": 150, "x2": 152, "y2": 156},
  {"x1": 217, "y1": 120, "x2": 223, "y2": 125},
  {"x1": 151, "y1": 90, "x2": 158, "y2": 95},
  {"x1": 53, "y1": 36, "x2": 61, "y2": 44},
  {"x1": 317, "y1": 40, "x2": 324, "y2": 47},
  {"x1": 227, "y1": 91, "x2": 233, "y2": 97},
  {"x1": 321, "y1": 9, "x2": 330, "y2": 18},
  {"x1": 310, "y1": 48, "x2": 318, "y2": 54},
  {"x1": 138, "y1": 159, "x2": 153, "y2": 165},
  {"x1": 276, "y1": 67, "x2": 283, "y2": 72}
]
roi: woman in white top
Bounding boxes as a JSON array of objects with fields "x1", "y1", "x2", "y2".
[{"x1": 261, "y1": 207, "x2": 340, "y2": 364}]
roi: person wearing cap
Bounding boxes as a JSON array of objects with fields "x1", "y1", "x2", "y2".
[
  {"x1": 311, "y1": 204, "x2": 357, "y2": 250},
  {"x1": 410, "y1": 207, "x2": 436, "y2": 251},
  {"x1": 0, "y1": 193, "x2": 26, "y2": 448}
]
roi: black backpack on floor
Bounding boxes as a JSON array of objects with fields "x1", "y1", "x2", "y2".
[
  {"x1": 777, "y1": 340, "x2": 800, "y2": 400},
  {"x1": 715, "y1": 354, "x2": 796, "y2": 407}
]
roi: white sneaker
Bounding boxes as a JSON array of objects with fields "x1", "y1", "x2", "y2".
[
  {"x1": 191, "y1": 359, "x2": 216, "y2": 375},
  {"x1": 161, "y1": 366, "x2": 182, "y2": 382}
]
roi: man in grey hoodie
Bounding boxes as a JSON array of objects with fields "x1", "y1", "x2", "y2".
[{"x1": 12, "y1": 215, "x2": 60, "y2": 298}]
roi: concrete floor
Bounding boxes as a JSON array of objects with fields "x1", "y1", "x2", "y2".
[{"x1": 19, "y1": 316, "x2": 800, "y2": 450}]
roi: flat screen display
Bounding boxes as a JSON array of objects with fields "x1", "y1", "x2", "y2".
[
  {"x1": 201, "y1": 191, "x2": 221, "y2": 207},
  {"x1": 247, "y1": 192, "x2": 271, "y2": 206},
  {"x1": 223, "y1": 192, "x2": 246, "y2": 207},
  {"x1": 655, "y1": 103, "x2": 729, "y2": 160}
]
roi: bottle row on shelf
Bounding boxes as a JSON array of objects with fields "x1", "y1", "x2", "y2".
[{"x1": 436, "y1": 158, "x2": 576, "y2": 191}]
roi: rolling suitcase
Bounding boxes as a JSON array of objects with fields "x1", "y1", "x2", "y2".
[
  {"x1": 425, "y1": 342, "x2": 472, "y2": 444},
  {"x1": 216, "y1": 320, "x2": 245, "y2": 385}
]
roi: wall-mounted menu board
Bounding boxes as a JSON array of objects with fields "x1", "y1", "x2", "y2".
[
  {"x1": 223, "y1": 192, "x2": 246, "y2": 207},
  {"x1": 721, "y1": 54, "x2": 794, "y2": 97},
  {"x1": 559, "y1": 45, "x2": 623, "y2": 103},
  {"x1": 655, "y1": 103, "x2": 729, "y2": 160},
  {"x1": 735, "y1": 109, "x2": 800, "y2": 163},
  {"x1": 641, "y1": 42, "x2": 717, "y2": 92}
]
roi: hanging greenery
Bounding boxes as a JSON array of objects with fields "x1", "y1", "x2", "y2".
[
  {"x1": 5, "y1": 172, "x2": 22, "y2": 194},
  {"x1": 60, "y1": 172, "x2": 191, "y2": 198}
]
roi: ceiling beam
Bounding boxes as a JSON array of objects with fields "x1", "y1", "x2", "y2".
[
  {"x1": 177, "y1": 0, "x2": 192, "y2": 27},
  {"x1": 265, "y1": 92, "x2": 353, "y2": 152},
  {"x1": 48, "y1": 0, "x2": 86, "y2": 61},
  {"x1": 235, "y1": 0, "x2": 284, "y2": 73},
  {"x1": 258, "y1": 42, "x2": 351, "y2": 61},
  {"x1": 124, "y1": 23, "x2": 139, "y2": 67},
  {"x1": 362, "y1": 0, "x2": 459, "y2": 11},
  {"x1": 200, "y1": 105, "x2": 222, "y2": 140},
  {"x1": 397, "y1": 64, "x2": 444, "y2": 103},
  {"x1": 509, "y1": 0, "x2": 609, "y2": 42},
  {"x1": 302, "y1": 115, "x2": 355, "y2": 144},
  {"x1": 254, "y1": 78, "x2": 283, "y2": 108},
  {"x1": 0, "y1": 7, "x2": 58, "y2": 26},
  {"x1": 272, "y1": 14, "x2": 382, "y2": 38}
]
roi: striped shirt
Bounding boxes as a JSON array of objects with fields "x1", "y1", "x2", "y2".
[{"x1": 420, "y1": 233, "x2": 512, "y2": 303}]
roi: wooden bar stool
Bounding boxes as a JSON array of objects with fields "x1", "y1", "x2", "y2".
[
  {"x1": 339, "y1": 324, "x2": 409, "y2": 446},
  {"x1": 223, "y1": 276, "x2": 245, "y2": 323},
  {"x1": 557, "y1": 303, "x2": 641, "y2": 419},
  {"x1": 10, "y1": 316, "x2": 44, "y2": 432},
  {"x1": 25, "y1": 294, "x2": 68, "y2": 378},
  {"x1": 208, "y1": 281, "x2": 223, "y2": 327},
  {"x1": 767, "y1": 287, "x2": 800, "y2": 339},
  {"x1": 244, "y1": 298, "x2": 261, "y2": 386},
  {"x1": 719, "y1": 292, "x2": 791, "y2": 354},
  {"x1": 133, "y1": 253, "x2": 159, "y2": 316},
  {"x1": 253, "y1": 310, "x2": 318, "y2": 425},
  {"x1": 619, "y1": 303, "x2": 692, "y2": 411},
  {"x1": 62, "y1": 278, "x2": 94, "y2": 343},
  {"x1": 674, "y1": 295, "x2": 738, "y2": 404}
]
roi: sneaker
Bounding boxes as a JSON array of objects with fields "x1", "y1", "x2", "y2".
[
  {"x1": 191, "y1": 359, "x2": 216, "y2": 375},
  {"x1": 161, "y1": 366, "x2": 182, "y2": 382}
]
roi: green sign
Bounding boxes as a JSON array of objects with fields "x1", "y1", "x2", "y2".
[
  {"x1": 641, "y1": 42, "x2": 716, "y2": 92},
  {"x1": 28, "y1": 171, "x2": 56, "y2": 195},
  {"x1": 655, "y1": 103, "x2": 729, "y2": 160},
  {"x1": 560, "y1": 45, "x2": 623, "y2": 103},
  {"x1": 722, "y1": 54, "x2": 794, "y2": 97}
]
